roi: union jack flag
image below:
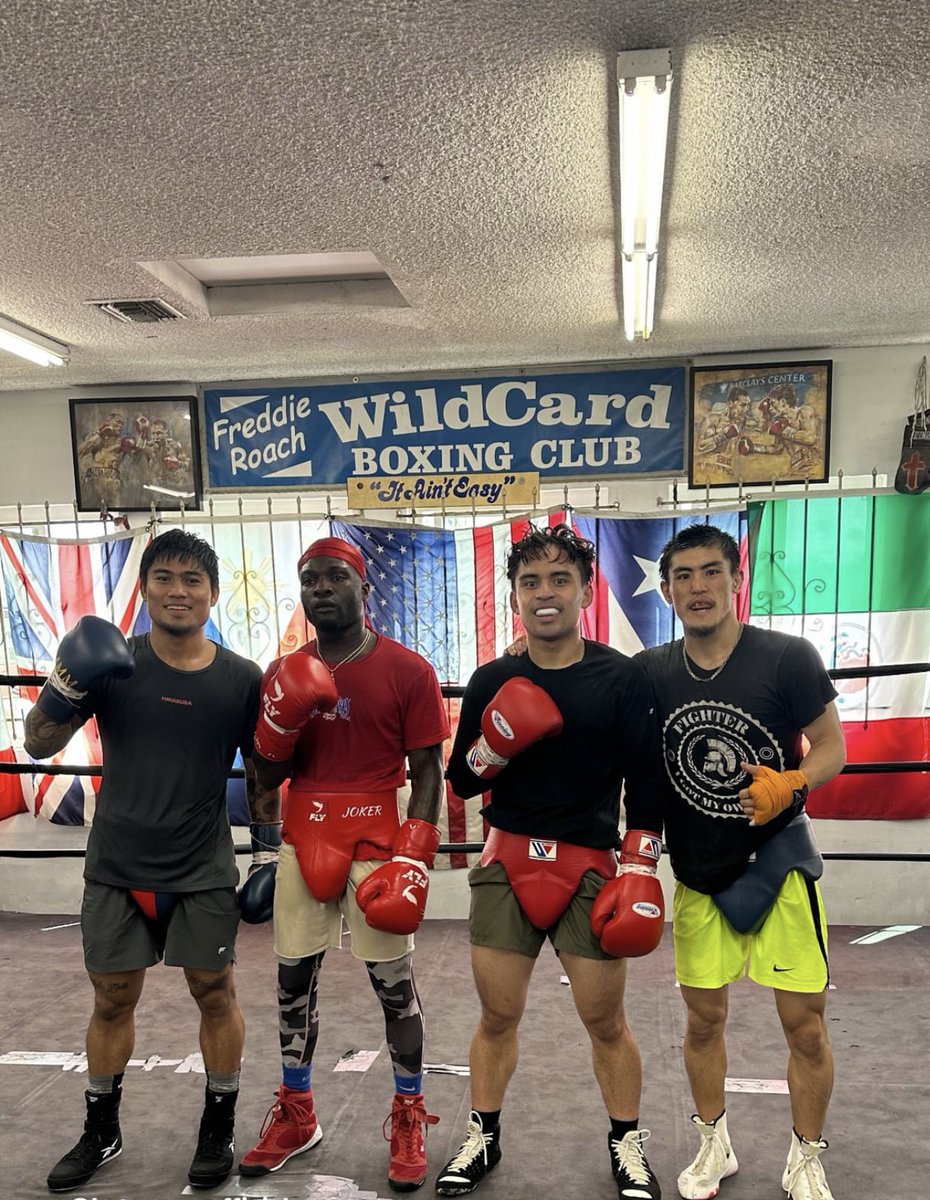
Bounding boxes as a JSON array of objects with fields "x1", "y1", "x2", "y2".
[
  {"x1": 0, "y1": 530, "x2": 145, "y2": 823},
  {"x1": 0, "y1": 703, "x2": 27, "y2": 820}
]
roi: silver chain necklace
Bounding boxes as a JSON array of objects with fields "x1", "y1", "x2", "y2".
[
  {"x1": 319, "y1": 628, "x2": 373, "y2": 680},
  {"x1": 681, "y1": 625, "x2": 743, "y2": 682}
]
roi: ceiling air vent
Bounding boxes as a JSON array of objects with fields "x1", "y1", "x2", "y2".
[{"x1": 88, "y1": 298, "x2": 186, "y2": 324}]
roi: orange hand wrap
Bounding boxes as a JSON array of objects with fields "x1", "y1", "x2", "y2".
[{"x1": 747, "y1": 766, "x2": 809, "y2": 826}]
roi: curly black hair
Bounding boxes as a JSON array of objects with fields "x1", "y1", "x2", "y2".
[{"x1": 506, "y1": 523, "x2": 596, "y2": 586}]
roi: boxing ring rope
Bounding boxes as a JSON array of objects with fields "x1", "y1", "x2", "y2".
[
  {"x1": 1, "y1": 488, "x2": 928, "y2": 858},
  {"x1": 1, "y1": 667, "x2": 928, "y2": 862}
]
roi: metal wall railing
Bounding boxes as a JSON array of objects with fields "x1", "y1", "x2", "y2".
[{"x1": 1, "y1": 482, "x2": 927, "y2": 837}]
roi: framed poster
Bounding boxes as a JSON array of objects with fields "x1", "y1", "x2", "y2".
[
  {"x1": 70, "y1": 396, "x2": 202, "y2": 513},
  {"x1": 688, "y1": 361, "x2": 832, "y2": 487}
]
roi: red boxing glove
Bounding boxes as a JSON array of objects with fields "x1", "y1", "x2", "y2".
[
  {"x1": 590, "y1": 830, "x2": 665, "y2": 958},
  {"x1": 737, "y1": 436, "x2": 754, "y2": 456},
  {"x1": 355, "y1": 819, "x2": 441, "y2": 934},
  {"x1": 253, "y1": 652, "x2": 339, "y2": 762},
  {"x1": 465, "y1": 677, "x2": 564, "y2": 779}
]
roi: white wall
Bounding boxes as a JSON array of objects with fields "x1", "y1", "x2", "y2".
[
  {"x1": 0, "y1": 381, "x2": 198, "y2": 511},
  {"x1": 0, "y1": 343, "x2": 926, "y2": 509}
]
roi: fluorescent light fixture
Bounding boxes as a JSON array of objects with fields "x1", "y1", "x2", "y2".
[
  {"x1": 617, "y1": 49, "x2": 673, "y2": 340},
  {"x1": 0, "y1": 314, "x2": 69, "y2": 366}
]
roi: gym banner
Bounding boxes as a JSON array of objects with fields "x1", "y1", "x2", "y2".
[
  {"x1": 202, "y1": 365, "x2": 686, "y2": 490},
  {"x1": 348, "y1": 471, "x2": 541, "y2": 509}
]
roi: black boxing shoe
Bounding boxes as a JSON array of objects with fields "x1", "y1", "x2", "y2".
[
  {"x1": 435, "y1": 1112, "x2": 501, "y2": 1196},
  {"x1": 47, "y1": 1089, "x2": 122, "y2": 1193},
  {"x1": 188, "y1": 1087, "x2": 237, "y2": 1189},
  {"x1": 609, "y1": 1129, "x2": 661, "y2": 1200}
]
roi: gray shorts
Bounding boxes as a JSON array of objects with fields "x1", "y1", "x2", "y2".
[
  {"x1": 468, "y1": 862, "x2": 613, "y2": 960},
  {"x1": 81, "y1": 880, "x2": 240, "y2": 973}
]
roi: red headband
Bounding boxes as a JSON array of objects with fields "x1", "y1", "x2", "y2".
[{"x1": 297, "y1": 537, "x2": 366, "y2": 580}]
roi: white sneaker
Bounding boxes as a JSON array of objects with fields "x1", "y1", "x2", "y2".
[
  {"x1": 677, "y1": 1113, "x2": 738, "y2": 1200},
  {"x1": 782, "y1": 1131, "x2": 833, "y2": 1200}
]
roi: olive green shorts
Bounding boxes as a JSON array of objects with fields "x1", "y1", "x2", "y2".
[
  {"x1": 673, "y1": 870, "x2": 829, "y2": 992},
  {"x1": 468, "y1": 861, "x2": 614, "y2": 960}
]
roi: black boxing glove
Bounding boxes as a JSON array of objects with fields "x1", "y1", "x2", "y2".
[{"x1": 37, "y1": 616, "x2": 134, "y2": 723}]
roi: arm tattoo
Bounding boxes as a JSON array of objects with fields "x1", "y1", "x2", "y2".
[{"x1": 243, "y1": 756, "x2": 281, "y2": 824}]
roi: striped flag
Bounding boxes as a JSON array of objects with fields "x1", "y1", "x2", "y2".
[
  {"x1": 332, "y1": 514, "x2": 570, "y2": 683},
  {"x1": 333, "y1": 511, "x2": 747, "y2": 859},
  {"x1": 747, "y1": 494, "x2": 930, "y2": 818},
  {"x1": 5, "y1": 500, "x2": 918, "y2": 830},
  {"x1": 0, "y1": 531, "x2": 146, "y2": 823},
  {"x1": 0, "y1": 704, "x2": 28, "y2": 819}
]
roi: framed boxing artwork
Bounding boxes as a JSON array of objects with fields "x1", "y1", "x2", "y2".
[
  {"x1": 69, "y1": 396, "x2": 203, "y2": 513},
  {"x1": 688, "y1": 361, "x2": 832, "y2": 488}
]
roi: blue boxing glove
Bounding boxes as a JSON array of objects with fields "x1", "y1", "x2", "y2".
[
  {"x1": 238, "y1": 822, "x2": 282, "y2": 925},
  {"x1": 37, "y1": 616, "x2": 134, "y2": 723}
]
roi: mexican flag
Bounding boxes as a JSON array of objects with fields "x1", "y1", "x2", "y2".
[{"x1": 747, "y1": 494, "x2": 930, "y2": 818}]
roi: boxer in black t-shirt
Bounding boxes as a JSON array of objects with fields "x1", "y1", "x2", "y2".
[
  {"x1": 25, "y1": 529, "x2": 277, "y2": 1194},
  {"x1": 637, "y1": 524, "x2": 846, "y2": 1200}
]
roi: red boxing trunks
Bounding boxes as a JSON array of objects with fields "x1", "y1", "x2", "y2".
[
  {"x1": 129, "y1": 888, "x2": 179, "y2": 922},
  {"x1": 284, "y1": 790, "x2": 400, "y2": 902},
  {"x1": 480, "y1": 827, "x2": 618, "y2": 930}
]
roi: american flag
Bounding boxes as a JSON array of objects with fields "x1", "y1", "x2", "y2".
[
  {"x1": 333, "y1": 511, "x2": 748, "y2": 861},
  {"x1": 331, "y1": 516, "x2": 575, "y2": 865},
  {"x1": 332, "y1": 514, "x2": 574, "y2": 683},
  {"x1": 333, "y1": 511, "x2": 748, "y2": 681}
]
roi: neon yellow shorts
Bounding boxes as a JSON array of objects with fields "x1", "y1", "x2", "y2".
[{"x1": 673, "y1": 870, "x2": 829, "y2": 993}]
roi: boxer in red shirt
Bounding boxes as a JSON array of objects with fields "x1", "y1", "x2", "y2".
[{"x1": 238, "y1": 537, "x2": 449, "y2": 1192}]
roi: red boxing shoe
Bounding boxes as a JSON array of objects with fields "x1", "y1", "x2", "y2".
[
  {"x1": 384, "y1": 1093, "x2": 439, "y2": 1192},
  {"x1": 239, "y1": 1085, "x2": 322, "y2": 1177}
]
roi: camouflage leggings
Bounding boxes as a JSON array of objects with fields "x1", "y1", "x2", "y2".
[{"x1": 278, "y1": 952, "x2": 424, "y2": 1084}]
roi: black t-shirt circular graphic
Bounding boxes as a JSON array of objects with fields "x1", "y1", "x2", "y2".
[
  {"x1": 638, "y1": 625, "x2": 837, "y2": 892},
  {"x1": 664, "y1": 700, "x2": 784, "y2": 819}
]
